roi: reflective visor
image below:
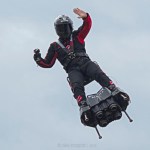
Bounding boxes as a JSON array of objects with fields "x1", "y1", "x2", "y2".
[
  {"x1": 56, "y1": 24, "x2": 72, "y2": 38},
  {"x1": 56, "y1": 24, "x2": 70, "y2": 33}
]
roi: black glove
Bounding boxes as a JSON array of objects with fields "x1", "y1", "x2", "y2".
[{"x1": 33, "y1": 49, "x2": 42, "y2": 62}]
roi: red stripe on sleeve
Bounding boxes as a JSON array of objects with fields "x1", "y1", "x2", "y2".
[
  {"x1": 77, "y1": 14, "x2": 92, "y2": 44},
  {"x1": 37, "y1": 52, "x2": 58, "y2": 68}
]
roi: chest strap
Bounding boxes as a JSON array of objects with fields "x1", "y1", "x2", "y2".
[{"x1": 56, "y1": 39, "x2": 89, "y2": 69}]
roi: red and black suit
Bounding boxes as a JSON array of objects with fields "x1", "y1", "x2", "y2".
[{"x1": 36, "y1": 14, "x2": 113, "y2": 104}]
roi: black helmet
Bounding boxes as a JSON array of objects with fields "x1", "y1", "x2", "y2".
[{"x1": 54, "y1": 15, "x2": 73, "y2": 38}]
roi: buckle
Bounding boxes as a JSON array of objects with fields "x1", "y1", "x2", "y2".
[{"x1": 68, "y1": 52, "x2": 76, "y2": 59}]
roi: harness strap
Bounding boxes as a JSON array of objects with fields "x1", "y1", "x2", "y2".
[
  {"x1": 56, "y1": 36, "x2": 89, "y2": 69},
  {"x1": 57, "y1": 34, "x2": 73, "y2": 52},
  {"x1": 62, "y1": 52, "x2": 89, "y2": 69}
]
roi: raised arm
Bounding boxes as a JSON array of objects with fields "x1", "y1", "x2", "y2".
[{"x1": 73, "y1": 8, "x2": 92, "y2": 42}]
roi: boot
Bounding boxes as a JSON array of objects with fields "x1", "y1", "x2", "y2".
[
  {"x1": 107, "y1": 82, "x2": 117, "y2": 92},
  {"x1": 78, "y1": 100, "x2": 91, "y2": 122},
  {"x1": 76, "y1": 95, "x2": 88, "y2": 108},
  {"x1": 78, "y1": 100, "x2": 88, "y2": 108}
]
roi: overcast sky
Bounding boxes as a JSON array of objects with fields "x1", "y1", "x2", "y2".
[{"x1": 0, "y1": 0, "x2": 150, "y2": 150}]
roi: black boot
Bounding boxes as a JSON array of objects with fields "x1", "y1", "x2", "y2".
[
  {"x1": 107, "y1": 83, "x2": 117, "y2": 92},
  {"x1": 78, "y1": 100, "x2": 88, "y2": 108},
  {"x1": 78, "y1": 100, "x2": 91, "y2": 122}
]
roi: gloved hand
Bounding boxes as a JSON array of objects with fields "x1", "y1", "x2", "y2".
[
  {"x1": 33, "y1": 49, "x2": 41, "y2": 62},
  {"x1": 73, "y1": 8, "x2": 88, "y2": 19}
]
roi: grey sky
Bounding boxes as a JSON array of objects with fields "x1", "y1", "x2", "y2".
[{"x1": 0, "y1": 0, "x2": 150, "y2": 150}]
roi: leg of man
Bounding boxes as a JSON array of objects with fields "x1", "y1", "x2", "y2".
[
  {"x1": 81, "y1": 61, "x2": 115, "y2": 89},
  {"x1": 68, "y1": 69, "x2": 87, "y2": 105}
]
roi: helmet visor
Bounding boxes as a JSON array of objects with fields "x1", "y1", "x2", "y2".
[{"x1": 56, "y1": 24, "x2": 72, "y2": 38}]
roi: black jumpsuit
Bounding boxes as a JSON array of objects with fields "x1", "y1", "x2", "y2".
[{"x1": 36, "y1": 14, "x2": 113, "y2": 104}]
